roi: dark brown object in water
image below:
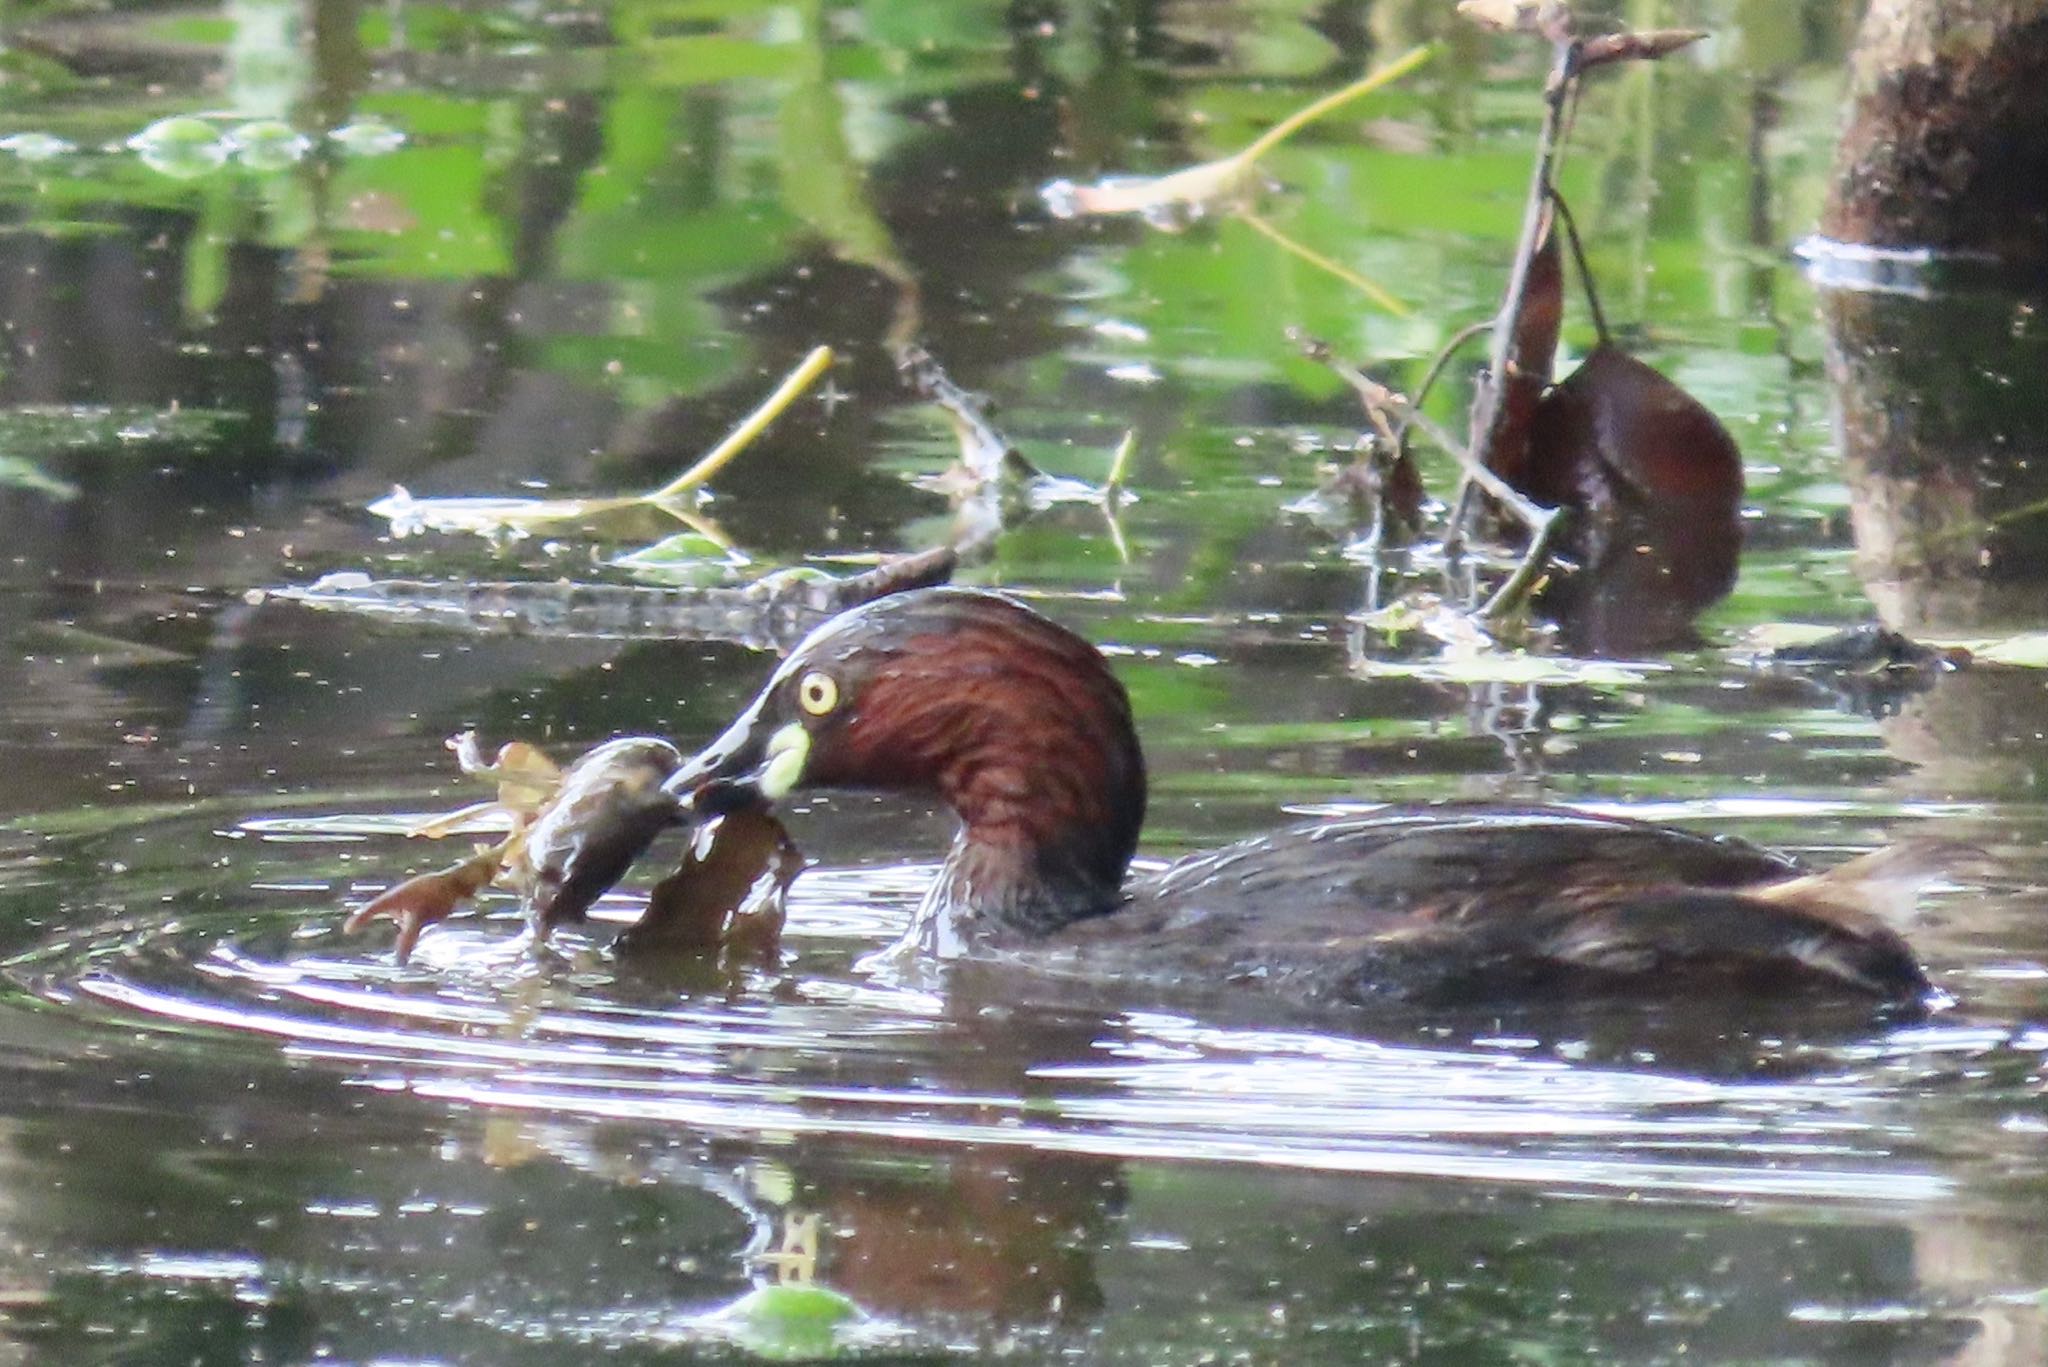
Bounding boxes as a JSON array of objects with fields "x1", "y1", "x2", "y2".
[
  {"x1": 1521, "y1": 346, "x2": 1746, "y2": 653},
  {"x1": 665, "y1": 589, "x2": 1969, "y2": 1012},
  {"x1": 522, "y1": 737, "x2": 684, "y2": 935},
  {"x1": 617, "y1": 807, "x2": 801, "y2": 958}
]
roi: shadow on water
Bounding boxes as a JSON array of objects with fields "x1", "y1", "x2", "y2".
[{"x1": 0, "y1": 0, "x2": 2046, "y2": 1361}]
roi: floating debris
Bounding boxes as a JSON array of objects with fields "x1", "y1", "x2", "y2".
[
  {"x1": 264, "y1": 546, "x2": 957, "y2": 652},
  {"x1": 0, "y1": 404, "x2": 232, "y2": 455},
  {"x1": 692, "y1": 1283, "x2": 873, "y2": 1360},
  {"x1": 611, "y1": 531, "x2": 752, "y2": 585},
  {"x1": 1747, "y1": 622, "x2": 2048, "y2": 670},
  {"x1": 368, "y1": 345, "x2": 833, "y2": 539},
  {"x1": 1040, "y1": 44, "x2": 1433, "y2": 228}
]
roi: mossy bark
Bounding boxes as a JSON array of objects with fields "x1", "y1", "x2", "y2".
[{"x1": 1823, "y1": 0, "x2": 2048, "y2": 262}]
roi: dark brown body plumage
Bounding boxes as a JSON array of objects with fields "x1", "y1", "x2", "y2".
[{"x1": 1047, "y1": 809, "x2": 1926, "y2": 1007}]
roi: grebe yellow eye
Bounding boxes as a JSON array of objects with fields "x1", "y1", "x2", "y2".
[{"x1": 797, "y1": 670, "x2": 838, "y2": 716}]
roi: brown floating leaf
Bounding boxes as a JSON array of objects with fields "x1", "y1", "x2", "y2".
[
  {"x1": 1578, "y1": 29, "x2": 1708, "y2": 69},
  {"x1": 1537, "y1": 502, "x2": 1741, "y2": 655},
  {"x1": 346, "y1": 844, "x2": 506, "y2": 963},
  {"x1": 1523, "y1": 346, "x2": 1745, "y2": 654},
  {"x1": 1523, "y1": 344, "x2": 1743, "y2": 517},
  {"x1": 622, "y1": 807, "x2": 804, "y2": 958}
]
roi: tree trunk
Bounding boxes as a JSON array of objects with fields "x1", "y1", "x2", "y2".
[{"x1": 1822, "y1": 0, "x2": 2048, "y2": 264}]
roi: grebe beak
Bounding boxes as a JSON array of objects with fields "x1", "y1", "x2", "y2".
[{"x1": 660, "y1": 700, "x2": 810, "y2": 819}]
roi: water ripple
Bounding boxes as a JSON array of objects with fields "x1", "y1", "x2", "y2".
[{"x1": 0, "y1": 853, "x2": 2014, "y2": 1211}]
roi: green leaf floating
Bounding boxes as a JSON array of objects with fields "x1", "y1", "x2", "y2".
[
  {"x1": 612, "y1": 532, "x2": 749, "y2": 584},
  {"x1": 702, "y1": 1284, "x2": 863, "y2": 1360}
]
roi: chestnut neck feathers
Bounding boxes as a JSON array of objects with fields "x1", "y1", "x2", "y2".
[{"x1": 793, "y1": 590, "x2": 1147, "y2": 939}]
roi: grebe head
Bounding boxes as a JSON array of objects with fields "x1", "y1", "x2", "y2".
[{"x1": 665, "y1": 587, "x2": 1146, "y2": 937}]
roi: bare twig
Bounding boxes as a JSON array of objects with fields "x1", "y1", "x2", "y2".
[
  {"x1": 1476, "y1": 509, "x2": 1563, "y2": 618},
  {"x1": 1579, "y1": 28, "x2": 1708, "y2": 68},
  {"x1": 648, "y1": 346, "x2": 835, "y2": 501},
  {"x1": 1394, "y1": 317, "x2": 1494, "y2": 467},
  {"x1": 1294, "y1": 332, "x2": 1559, "y2": 537},
  {"x1": 1464, "y1": 38, "x2": 1580, "y2": 488},
  {"x1": 1104, "y1": 429, "x2": 1137, "y2": 494},
  {"x1": 1546, "y1": 187, "x2": 1610, "y2": 347},
  {"x1": 1298, "y1": 332, "x2": 1562, "y2": 622}
]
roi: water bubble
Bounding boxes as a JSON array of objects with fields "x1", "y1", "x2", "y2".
[
  {"x1": 0, "y1": 132, "x2": 75, "y2": 162},
  {"x1": 328, "y1": 119, "x2": 406, "y2": 156},
  {"x1": 127, "y1": 116, "x2": 228, "y2": 179},
  {"x1": 226, "y1": 120, "x2": 312, "y2": 172}
]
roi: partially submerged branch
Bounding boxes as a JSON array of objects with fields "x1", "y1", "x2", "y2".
[
  {"x1": 1457, "y1": 7, "x2": 1707, "y2": 515},
  {"x1": 644, "y1": 345, "x2": 836, "y2": 501},
  {"x1": 1464, "y1": 39, "x2": 1578, "y2": 491},
  {"x1": 267, "y1": 545, "x2": 957, "y2": 653},
  {"x1": 1041, "y1": 45, "x2": 1435, "y2": 227},
  {"x1": 369, "y1": 346, "x2": 834, "y2": 539},
  {"x1": 1297, "y1": 332, "x2": 1562, "y2": 620},
  {"x1": 1295, "y1": 332, "x2": 1560, "y2": 538}
]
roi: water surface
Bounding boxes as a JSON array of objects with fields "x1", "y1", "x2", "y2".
[{"x1": 1, "y1": 0, "x2": 2046, "y2": 1361}]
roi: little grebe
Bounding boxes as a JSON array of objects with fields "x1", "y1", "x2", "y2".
[{"x1": 661, "y1": 588, "x2": 1955, "y2": 1010}]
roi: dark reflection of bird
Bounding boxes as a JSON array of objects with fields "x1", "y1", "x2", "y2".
[{"x1": 661, "y1": 587, "x2": 1966, "y2": 1013}]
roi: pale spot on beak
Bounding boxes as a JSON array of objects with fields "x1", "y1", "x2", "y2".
[{"x1": 760, "y1": 722, "x2": 810, "y2": 799}]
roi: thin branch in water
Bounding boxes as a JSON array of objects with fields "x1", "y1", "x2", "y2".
[
  {"x1": 1294, "y1": 332, "x2": 1558, "y2": 536},
  {"x1": 1395, "y1": 317, "x2": 1495, "y2": 467},
  {"x1": 1546, "y1": 187, "x2": 1610, "y2": 347},
  {"x1": 368, "y1": 346, "x2": 834, "y2": 538},
  {"x1": 1477, "y1": 506, "x2": 1563, "y2": 619},
  {"x1": 1237, "y1": 210, "x2": 1409, "y2": 315},
  {"x1": 1466, "y1": 37, "x2": 1580, "y2": 482},
  {"x1": 1236, "y1": 46, "x2": 1438, "y2": 163}
]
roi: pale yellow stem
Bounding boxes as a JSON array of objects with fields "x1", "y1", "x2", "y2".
[
  {"x1": 1238, "y1": 210, "x2": 1409, "y2": 316},
  {"x1": 1105, "y1": 429, "x2": 1137, "y2": 489},
  {"x1": 1236, "y1": 44, "x2": 1436, "y2": 166},
  {"x1": 646, "y1": 345, "x2": 835, "y2": 502}
]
